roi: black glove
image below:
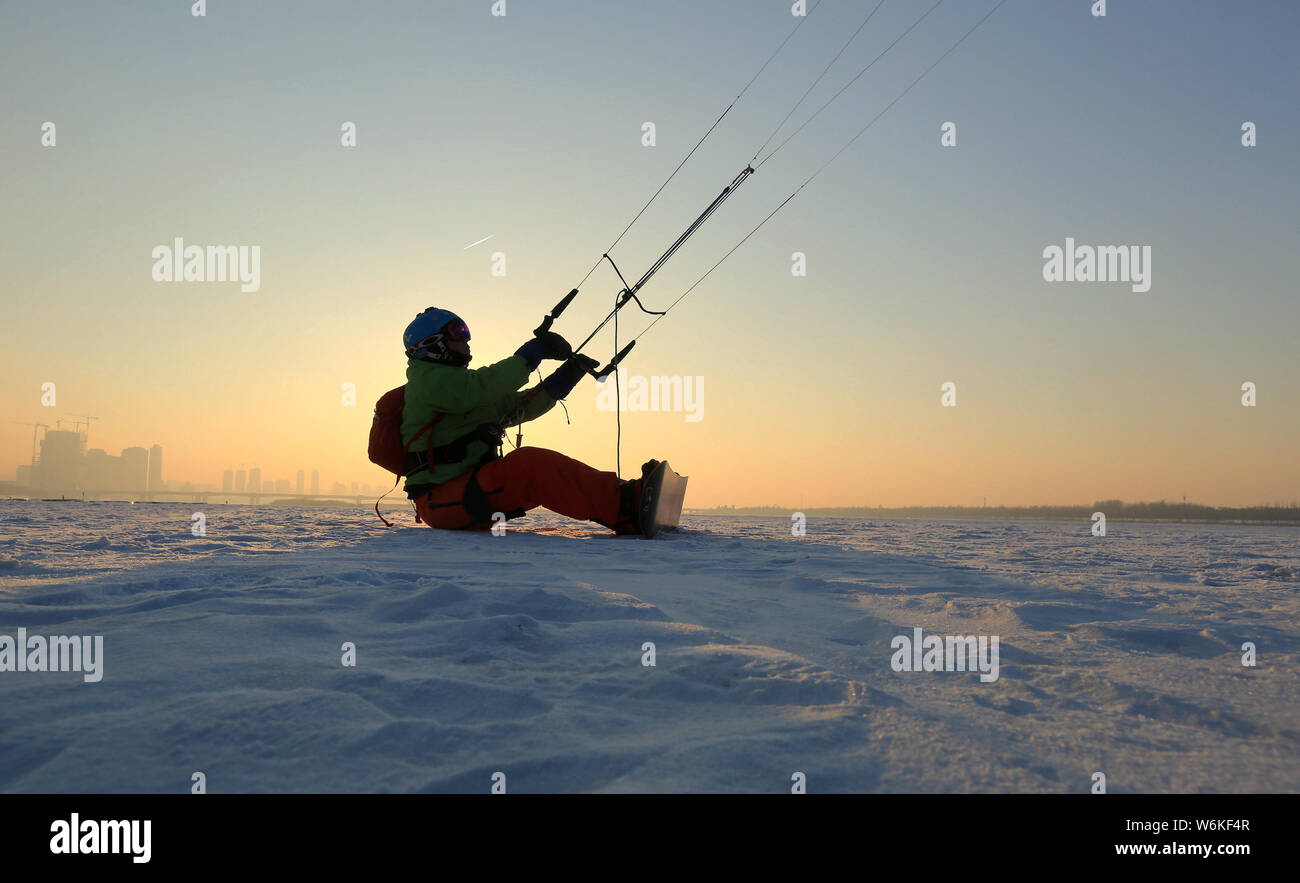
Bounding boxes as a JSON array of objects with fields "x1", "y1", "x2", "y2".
[
  {"x1": 514, "y1": 331, "x2": 573, "y2": 370},
  {"x1": 542, "y1": 353, "x2": 599, "y2": 400}
]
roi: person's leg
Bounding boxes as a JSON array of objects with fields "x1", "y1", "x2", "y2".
[
  {"x1": 412, "y1": 447, "x2": 640, "y2": 533},
  {"x1": 475, "y1": 446, "x2": 631, "y2": 530}
]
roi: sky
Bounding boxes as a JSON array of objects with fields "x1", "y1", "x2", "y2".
[{"x1": 2, "y1": 0, "x2": 1298, "y2": 508}]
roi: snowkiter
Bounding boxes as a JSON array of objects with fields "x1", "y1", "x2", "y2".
[{"x1": 397, "y1": 307, "x2": 655, "y2": 533}]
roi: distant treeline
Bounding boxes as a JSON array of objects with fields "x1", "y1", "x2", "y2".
[{"x1": 689, "y1": 500, "x2": 1300, "y2": 524}]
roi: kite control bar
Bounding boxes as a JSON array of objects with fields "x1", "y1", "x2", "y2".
[
  {"x1": 534, "y1": 288, "x2": 578, "y2": 337},
  {"x1": 533, "y1": 287, "x2": 633, "y2": 380},
  {"x1": 593, "y1": 340, "x2": 635, "y2": 380}
]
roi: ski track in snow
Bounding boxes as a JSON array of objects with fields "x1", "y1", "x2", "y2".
[{"x1": 0, "y1": 501, "x2": 1297, "y2": 793}]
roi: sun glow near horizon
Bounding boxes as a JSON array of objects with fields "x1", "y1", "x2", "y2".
[{"x1": 2, "y1": 1, "x2": 1296, "y2": 509}]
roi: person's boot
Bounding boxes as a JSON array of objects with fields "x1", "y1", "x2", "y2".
[{"x1": 611, "y1": 459, "x2": 660, "y2": 534}]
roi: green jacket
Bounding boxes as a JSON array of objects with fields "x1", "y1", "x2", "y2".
[{"x1": 400, "y1": 354, "x2": 556, "y2": 489}]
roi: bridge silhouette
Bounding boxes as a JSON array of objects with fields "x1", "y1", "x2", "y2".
[{"x1": 8, "y1": 488, "x2": 376, "y2": 506}]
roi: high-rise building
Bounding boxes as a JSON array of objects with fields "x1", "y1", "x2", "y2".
[
  {"x1": 248, "y1": 467, "x2": 262, "y2": 495},
  {"x1": 296, "y1": 469, "x2": 305, "y2": 494},
  {"x1": 84, "y1": 449, "x2": 111, "y2": 490},
  {"x1": 36, "y1": 430, "x2": 81, "y2": 495},
  {"x1": 311, "y1": 470, "x2": 319, "y2": 494},
  {"x1": 148, "y1": 445, "x2": 163, "y2": 491},
  {"x1": 222, "y1": 470, "x2": 234, "y2": 492},
  {"x1": 120, "y1": 447, "x2": 149, "y2": 493},
  {"x1": 235, "y1": 470, "x2": 247, "y2": 492}
]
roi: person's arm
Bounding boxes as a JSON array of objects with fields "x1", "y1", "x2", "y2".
[
  {"x1": 494, "y1": 352, "x2": 598, "y2": 428},
  {"x1": 540, "y1": 354, "x2": 599, "y2": 401},
  {"x1": 496, "y1": 385, "x2": 557, "y2": 429}
]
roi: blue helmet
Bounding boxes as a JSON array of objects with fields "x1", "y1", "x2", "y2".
[{"x1": 403, "y1": 307, "x2": 471, "y2": 366}]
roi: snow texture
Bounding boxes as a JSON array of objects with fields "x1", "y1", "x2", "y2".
[{"x1": 0, "y1": 501, "x2": 1296, "y2": 793}]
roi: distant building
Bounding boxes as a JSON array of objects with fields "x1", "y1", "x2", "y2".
[
  {"x1": 311, "y1": 470, "x2": 320, "y2": 494},
  {"x1": 275, "y1": 479, "x2": 290, "y2": 493},
  {"x1": 148, "y1": 444, "x2": 163, "y2": 491},
  {"x1": 16, "y1": 465, "x2": 31, "y2": 486},
  {"x1": 248, "y1": 467, "x2": 262, "y2": 495},
  {"x1": 37, "y1": 430, "x2": 81, "y2": 495},
  {"x1": 235, "y1": 470, "x2": 247, "y2": 492},
  {"x1": 222, "y1": 470, "x2": 234, "y2": 492},
  {"x1": 263, "y1": 480, "x2": 273, "y2": 492},
  {"x1": 331, "y1": 482, "x2": 346, "y2": 494},
  {"x1": 83, "y1": 449, "x2": 110, "y2": 490},
  {"x1": 79, "y1": 447, "x2": 150, "y2": 493},
  {"x1": 120, "y1": 447, "x2": 149, "y2": 493},
  {"x1": 296, "y1": 470, "x2": 305, "y2": 494}
]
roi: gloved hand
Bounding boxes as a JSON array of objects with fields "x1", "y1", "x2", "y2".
[
  {"x1": 542, "y1": 353, "x2": 599, "y2": 400},
  {"x1": 514, "y1": 331, "x2": 573, "y2": 370}
]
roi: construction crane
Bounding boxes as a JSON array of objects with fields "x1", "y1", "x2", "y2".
[{"x1": 63, "y1": 414, "x2": 99, "y2": 453}]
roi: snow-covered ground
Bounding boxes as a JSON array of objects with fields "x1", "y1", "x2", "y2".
[{"x1": 1, "y1": 501, "x2": 1296, "y2": 793}]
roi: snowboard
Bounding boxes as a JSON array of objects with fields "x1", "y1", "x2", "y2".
[{"x1": 639, "y1": 461, "x2": 688, "y2": 538}]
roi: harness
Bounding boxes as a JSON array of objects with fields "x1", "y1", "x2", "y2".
[{"x1": 405, "y1": 422, "x2": 505, "y2": 477}]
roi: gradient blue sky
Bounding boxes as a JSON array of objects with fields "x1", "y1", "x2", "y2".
[{"x1": 2, "y1": 1, "x2": 1297, "y2": 506}]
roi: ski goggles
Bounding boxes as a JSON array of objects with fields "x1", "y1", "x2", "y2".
[{"x1": 443, "y1": 318, "x2": 471, "y2": 342}]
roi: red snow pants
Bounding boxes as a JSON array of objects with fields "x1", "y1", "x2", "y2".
[{"x1": 412, "y1": 446, "x2": 635, "y2": 533}]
